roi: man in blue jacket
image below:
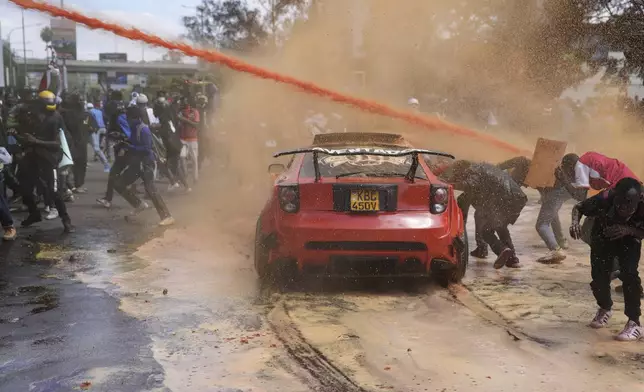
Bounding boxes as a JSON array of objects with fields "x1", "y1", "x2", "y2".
[
  {"x1": 97, "y1": 92, "x2": 132, "y2": 209},
  {"x1": 87, "y1": 102, "x2": 110, "y2": 172},
  {"x1": 113, "y1": 105, "x2": 174, "y2": 226}
]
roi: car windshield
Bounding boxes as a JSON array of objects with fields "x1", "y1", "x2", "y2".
[{"x1": 299, "y1": 150, "x2": 428, "y2": 179}]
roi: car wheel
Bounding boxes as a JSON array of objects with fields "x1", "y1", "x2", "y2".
[
  {"x1": 254, "y1": 220, "x2": 270, "y2": 281},
  {"x1": 437, "y1": 229, "x2": 469, "y2": 288},
  {"x1": 450, "y1": 229, "x2": 469, "y2": 283}
]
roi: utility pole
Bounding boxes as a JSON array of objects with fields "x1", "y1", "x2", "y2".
[
  {"x1": 21, "y1": 10, "x2": 27, "y2": 87},
  {"x1": 60, "y1": 0, "x2": 68, "y2": 91}
]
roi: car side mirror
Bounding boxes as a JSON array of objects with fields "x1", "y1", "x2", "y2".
[{"x1": 268, "y1": 163, "x2": 286, "y2": 175}]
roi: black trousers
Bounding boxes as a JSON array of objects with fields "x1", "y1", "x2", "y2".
[
  {"x1": 19, "y1": 158, "x2": 70, "y2": 222},
  {"x1": 591, "y1": 237, "x2": 642, "y2": 322},
  {"x1": 477, "y1": 214, "x2": 515, "y2": 256},
  {"x1": 457, "y1": 193, "x2": 490, "y2": 250},
  {"x1": 114, "y1": 157, "x2": 170, "y2": 220},
  {"x1": 73, "y1": 140, "x2": 88, "y2": 188},
  {"x1": 105, "y1": 151, "x2": 129, "y2": 202}
]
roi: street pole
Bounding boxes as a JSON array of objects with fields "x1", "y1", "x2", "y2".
[
  {"x1": 22, "y1": 10, "x2": 27, "y2": 88},
  {"x1": 60, "y1": 0, "x2": 68, "y2": 91}
]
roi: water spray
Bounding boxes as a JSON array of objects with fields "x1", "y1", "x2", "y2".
[{"x1": 11, "y1": 0, "x2": 530, "y2": 155}]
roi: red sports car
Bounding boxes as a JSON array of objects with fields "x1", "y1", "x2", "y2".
[{"x1": 255, "y1": 132, "x2": 467, "y2": 286}]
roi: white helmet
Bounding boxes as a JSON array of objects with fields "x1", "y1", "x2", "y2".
[
  {"x1": 136, "y1": 94, "x2": 149, "y2": 105},
  {"x1": 408, "y1": 97, "x2": 420, "y2": 106}
]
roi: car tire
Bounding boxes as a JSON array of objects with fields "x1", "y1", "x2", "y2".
[
  {"x1": 254, "y1": 220, "x2": 270, "y2": 281},
  {"x1": 437, "y1": 229, "x2": 469, "y2": 288}
]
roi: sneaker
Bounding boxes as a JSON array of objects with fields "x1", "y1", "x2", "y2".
[
  {"x1": 63, "y1": 221, "x2": 75, "y2": 234},
  {"x1": 470, "y1": 246, "x2": 489, "y2": 259},
  {"x1": 21, "y1": 214, "x2": 43, "y2": 228},
  {"x1": 159, "y1": 216, "x2": 175, "y2": 226},
  {"x1": 506, "y1": 256, "x2": 521, "y2": 268},
  {"x1": 104, "y1": 165, "x2": 112, "y2": 173},
  {"x1": 97, "y1": 198, "x2": 112, "y2": 209},
  {"x1": 589, "y1": 308, "x2": 613, "y2": 329},
  {"x1": 537, "y1": 249, "x2": 567, "y2": 264},
  {"x1": 493, "y1": 248, "x2": 514, "y2": 269},
  {"x1": 130, "y1": 202, "x2": 150, "y2": 216},
  {"x1": 45, "y1": 208, "x2": 59, "y2": 220},
  {"x1": 168, "y1": 183, "x2": 181, "y2": 192},
  {"x1": 615, "y1": 320, "x2": 643, "y2": 342},
  {"x1": 73, "y1": 187, "x2": 88, "y2": 194},
  {"x1": 3, "y1": 227, "x2": 17, "y2": 241}
]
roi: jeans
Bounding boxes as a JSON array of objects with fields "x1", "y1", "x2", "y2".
[
  {"x1": 181, "y1": 140, "x2": 199, "y2": 183},
  {"x1": 0, "y1": 173, "x2": 14, "y2": 228},
  {"x1": 535, "y1": 187, "x2": 570, "y2": 251},
  {"x1": 591, "y1": 237, "x2": 642, "y2": 322},
  {"x1": 91, "y1": 129, "x2": 109, "y2": 166},
  {"x1": 114, "y1": 157, "x2": 171, "y2": 220}
]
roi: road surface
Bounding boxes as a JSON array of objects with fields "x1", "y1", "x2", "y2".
[{"x1": 1, "y1": 163, "x2": 643, "y2": 392}]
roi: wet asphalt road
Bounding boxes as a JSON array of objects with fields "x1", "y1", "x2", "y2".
[{"x1": 0, "y1": 164, "x2": 171, "y2": 392}]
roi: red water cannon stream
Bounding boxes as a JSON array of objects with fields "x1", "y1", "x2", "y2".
[{"x1": 11, "y1": 0, "x2": 530, "y2": 156}]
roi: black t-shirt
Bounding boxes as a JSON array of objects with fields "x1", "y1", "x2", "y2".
[{"x1": 577, "y1": 190, "x2": 644, "y2": 242}]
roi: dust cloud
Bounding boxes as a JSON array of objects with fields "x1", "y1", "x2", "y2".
[{"x1": 201, "y1": 0, "x2": 641, "y2": 223}]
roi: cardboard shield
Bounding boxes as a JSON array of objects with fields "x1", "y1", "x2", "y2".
[{"x1": 524, "y1": 138, "x2": 568, "y2": 189}]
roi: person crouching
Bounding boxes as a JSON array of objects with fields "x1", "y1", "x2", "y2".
[
  {"x1": 113, "y1": 105, "x2": 174, "y2": 226},
  {"x1": 570, "y1": 177, "x2": 643, "y2": 341},
  {"x1": 441, "y1": 160, "x2": 528, "y2": 269}
]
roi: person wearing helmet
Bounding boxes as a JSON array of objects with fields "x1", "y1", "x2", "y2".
[
  {"x1": 17, "y1": 90, "x2": 74, "y2": 233},
  {"x1": 408, "y1": 97, "x2": 420, "y2": 112},
  {"x1": 113, "y1": 104, "x2": 174, "y2": 226}
]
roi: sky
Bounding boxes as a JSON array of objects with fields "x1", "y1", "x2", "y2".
[{"x1": 0, "y1": 0, "x2": 204, "y2": 62}]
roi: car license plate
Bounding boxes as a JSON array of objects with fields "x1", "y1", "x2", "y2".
[{"x1": 350, "y1": 190, "x2": 379, "y2": 211}]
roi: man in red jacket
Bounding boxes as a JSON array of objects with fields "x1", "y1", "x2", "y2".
[
  {"x1": 177, "y1": 96, "x2": 200, "y2": 184},
  {"x1": 559, "y1": 152, "x2": 640, "y2": 192}
]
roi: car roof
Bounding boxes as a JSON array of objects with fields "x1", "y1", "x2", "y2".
[{"x1": 311, "y1": 132, "x2": 413, "y2": 149}]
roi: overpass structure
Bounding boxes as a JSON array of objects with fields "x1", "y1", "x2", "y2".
[{"x1": 23, "y1": 58, "x2": 203, "y2": 76}]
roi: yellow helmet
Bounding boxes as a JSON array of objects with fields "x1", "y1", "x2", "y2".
[{"x1": 38, "y1": 90, "x2": 57, "y2": 111}]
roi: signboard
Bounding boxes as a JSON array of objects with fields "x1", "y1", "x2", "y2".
[
  {"x1": 99, "y1": 52, "x2": 127, "y2": 62},
  {"x1": 524, "y1": 138, "x2": 568, "y2": 188},
  {"x1": 51, "y1": 18, "x2": 77, "y2": 60}
]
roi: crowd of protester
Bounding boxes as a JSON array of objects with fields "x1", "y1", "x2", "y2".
[{"x1": 0, "y1": 84, "x2": 217, "y2": 240}]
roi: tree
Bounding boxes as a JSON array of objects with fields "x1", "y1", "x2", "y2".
[
  {"x1": 161, "y1": 50, "x2": 185, "y2": 64},
  {"x1": 40, "y1": 26, "x2": 53, "y2": 45},
  {"x1": 182, "y1": 0, "x2": 269, "y2": 51},
  {"x1": 257, "y1": 0, "x2": 309, "y2": 45}
]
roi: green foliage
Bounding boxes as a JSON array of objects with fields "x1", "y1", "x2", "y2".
[{"x1": 40, "y1": 26, "x2": 53, "y2": 44}]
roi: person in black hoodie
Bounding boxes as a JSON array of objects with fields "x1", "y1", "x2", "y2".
[
  {"x1": 441, "y1": 160, "x2": 527, "y2": 269},
  {"x1": 60, "y1": 93, "x2": 90, "y2": 193},
  {"x1": 152, "y1": 98, "x2": 190, "y2": 192}
]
